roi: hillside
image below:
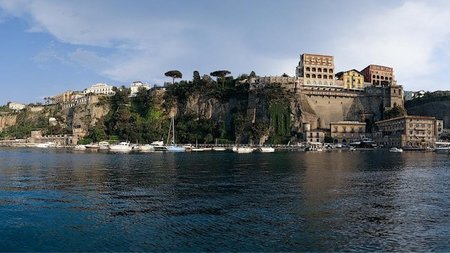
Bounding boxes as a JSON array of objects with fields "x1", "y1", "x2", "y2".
[{"x1": 405, "y1": 91, "x2": 450, "y2": 128}]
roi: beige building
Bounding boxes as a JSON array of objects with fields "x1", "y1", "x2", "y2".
[
  {"x1": 361, "y1": 64, "x2": 395, "y2": 86},
  {"x1": 330, "y1": 121, "x2": 366, "y2": 143},
  {"x1": 335, "y1": 69, "x2": 365, "y2": 90},
  {"x1": 83, "y1": 83, "x2": 115, "y2": 95},
  {"x1": 296, "y1": 53, "x2": 335, "y2": 86},
  {"x1": 51, "y1": 91, "x2": 84, "y2": 104},
  {"x1": 375, "y1": 115, "x2": 437, "y2": 148}
]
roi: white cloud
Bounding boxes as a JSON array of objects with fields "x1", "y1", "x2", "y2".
[{"x1": 333, "y1": 1, "x2": 450, "y2": 90}]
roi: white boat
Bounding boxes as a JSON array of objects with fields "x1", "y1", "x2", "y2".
[
  {"x1": 213, "y1": 147, "x2": 227, "y2": 151},
  {"x1": 191, "y1": 147, "x2": 205, "y2": 152},
  {"x1": 232, "y1": 146, "x2": 254, "y2": 153},
  {"x1": 139, "y1": 144, "x2": 155, "y2": 152},
  {"x1": 109, "y1": 142, "x2": 132, "y2": 152},
  {"x1": 74, "y1": 145, "x2": 86, "y2": 151},
  {"x1": 166, "y1": 145, "x2": 186, "y2": 152},
  {"x1": 36, "y1": 142, "x2": 57, "y2": 148},
  {"x1": 165, "y1": 117, "x2": 185, "y2": 152},
  {"x1": 389, "y1": 147, "x2": 403, "y2": 153},
  {"x1": 98, "y1": 141, "x2": 110, "y2": 150},
  {"x1": 259, "y1": 147, "x2": 275, "y2": 153},
  {"x1": 85, "y1": 143, "x2": 99, "y2": 149}
]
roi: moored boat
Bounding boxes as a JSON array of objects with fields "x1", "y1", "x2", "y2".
[
  {"x1": 389, "y1": 147, "x2": 403, "y2": 153},
  {"x1": 98, "y1": 141, "x2": 110, "y2": 150},
  {"x1": 74, "y1": 144, "x2": 86, "y2": 151},
  {"x1": 232, "y1": 146, "x2": 254, "y2": 153},
  {"x1": 109, "y1": 142, "x2": 132, "y2": 152},
  {"x1": 259, "y1": 147, "x2": 275, "y2": 153}
]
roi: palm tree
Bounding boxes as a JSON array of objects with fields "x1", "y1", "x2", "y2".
[
  {"x1": 165, "y1": 70, "x2": 183, "y2": 84},
  {"x1": 210, "y1": 70, "x2": 231, "y2": 88}
]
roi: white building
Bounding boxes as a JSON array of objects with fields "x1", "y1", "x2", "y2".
[
  {"x1": 83, "y1": 83, "x2": 115, "y2": 95},
  {"x1": 8, "y1": 102, "x2": 26, "y2": 111},
  {"x1": 130, "y1": 81, "x2": 151, "y2": 97}
]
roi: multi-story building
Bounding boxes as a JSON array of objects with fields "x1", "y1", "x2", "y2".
[
  {"x1": 296, "y1": 53, "x2": 335, "y2": 86},
  {"x1": 51, "y1": 91, "x2": 84, "y2": 104},
  {"x1": 375, "y1": 115, "x2": 437, "y2": 148},
  {"x1": 83, "y1": 83, "x2": 115, "y2": 95},
  {"x1": 330, "y1": 121, "x2": 366, "y2": 143},
  {"x1": 436, "y1": 119, "x2": 444, "y2": 139},
  {"x1": 361, "y1": 64, "x2": 395, "y2": 86},
  {"x1": 130, "y1": 81, "x2": 151, "y2": 97},
  {"x1": 335, "y1": 69, "x2": 365, "y2": 90}
]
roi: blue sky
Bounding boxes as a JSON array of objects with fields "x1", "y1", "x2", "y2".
[{"x1": 0, "y1": 0, "x2": 449, "y2": 105}]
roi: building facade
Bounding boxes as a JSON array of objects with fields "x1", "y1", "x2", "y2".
[
  {"x1": 83, "y1": 83, "x2": 115, "y2": 95},
  {"x1": 130, "y1": 81, "x2": 151, "y2": 97},
  {"x1": 361, "y1": 64, "x2": 395, "y2": 86},
  {"x1": 375, "y1": 116, "x2": 437, "y2": 148},
  {"x1": 330, "y1": 121, "x2": 366, "y2": 143},
  {"x1": 296, "y1": 53, "x2": 335, "y2": 86},
  {"x1": 335, "y1": 69, "x2": 365, "y2": 90}
]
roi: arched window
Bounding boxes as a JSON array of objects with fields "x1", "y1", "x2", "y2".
[
  {"x1": 306, "y1": 74, "x2": 310, "y2": 78},
  {"x1": 323, "y1": 69, "x2": 328, "y2": 73},
  {"x1": 318, "y1": 74, "x2": 322, "y2": 78},
  {"x1": 306, "y1": 67, "x2": 310, "y2": 71},
  {"x1": 318, "y1": 68, "x2": 322, "y2": 72},
  {"x1": 312, "y1": 74, "x2": 316, "y2": 78},
  {"x1": 324, "y1": 75, "x2": 328, "y2": 79},
  {"x1": 312, "y1": 68, "x2": 316, "y2": 72},
  {"x1": 329, "y1": 75, "x2": 333, "y2": 79}
]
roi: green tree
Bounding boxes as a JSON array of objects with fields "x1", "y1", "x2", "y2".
[
  {"x1": 165, "y1": 70, "x2": 183, "y2": 84},
  {"x1": 210, "y1": 70, "x2": 231, "y2": 88}
]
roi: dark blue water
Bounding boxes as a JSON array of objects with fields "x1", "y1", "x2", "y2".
[{"x1": 0, "y1": 148, "x2": 449, "y2": 252}]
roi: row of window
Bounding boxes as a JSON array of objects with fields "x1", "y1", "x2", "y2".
[
  {"x1": 305, "y1": 67, "x2": 333, "y2": 73},
  {"x1": 305, "y1": 74, "x2": 334, "y2": 79},
  {"x1": 372, "y1": 75, "x2": 392, "y2": 80}
]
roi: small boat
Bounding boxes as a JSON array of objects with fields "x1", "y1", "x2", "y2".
[
  {"x1": 232, "y1": 146, "x2": 254, "y2": 153},
  {"x1": 85, "y1": 143, "x2": 100, "y2": 149},
  {"x1": 259, "y1": 147, "x2": 275, "y2": 153},
  {"x1": 213, "y1": 147, "x2": 227, "y2": 151},
  {"x1": 36, "y1": 142, "x2": 57, "y2": 148},
  {"x1": 389, "y1": 147, "x2": 403, "y2": 153},
  {"x1": 109, "y1": 142, "x2": 132, "y2": 152},
  {"x1": 191, "y1": 147, "x2": 205, "y2": 152},
  {"x1": 74, "y1": 144, "x2": 86, "y2": 151},
  {"x1": 166, "y1": 145, "x2": 186, "y2": 152},
  {"x1": 139, "y1": 144, "x2": 155, "y2": 152},
  {"x1": 98, "y1": 141, "x2": 110, "y2": 150},
  {"x1": 164, "y1": 117, "x2": 185, "y2": 152}
]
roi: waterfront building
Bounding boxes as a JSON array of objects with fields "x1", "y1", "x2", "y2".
[
  {"x1": 296, "y1": 53, "x2": 335, "y2": 86},
  {"x1": 335, "y1": 69, "x2": 365, "y2": 90},
  {"x1": 83, "y1": 83, "x2": 115, "y2": 95},
  {"x1": 375, "y1": 115, "x2": 438, "y2": 148},
  {"x1": 330, "y1": 121, "x2": 366, "y2": 143},
  {"x1": 436, "y1": 119, "x2": 444, "y2": 139},
  {"x1": 30, "y1": 130, "x2": 77, "y2": 146},
  {"x1": 361, "y1": 64, "x2": 395, "y2": 86},
  {"x1": 130, "y1": 81, "x2": 151, "y2": 97},
  {"x1": 7, "y1": 102, "x2": 26, "y2": 111}
]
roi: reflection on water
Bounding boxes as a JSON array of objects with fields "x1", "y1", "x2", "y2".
[{"x1": 0, "y1": 148, "x2": 449, "y2": 251}]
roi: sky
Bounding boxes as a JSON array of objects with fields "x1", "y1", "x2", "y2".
[{"x1": 0, "y1": 0, "x2": 450, "y2": 105}]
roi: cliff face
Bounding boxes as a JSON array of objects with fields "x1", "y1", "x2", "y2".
[
  {"x1": 62, "y1": 100, "x2": 110, "y2": 131},
  {"x1": 406, "y1": 101, "x2": 450, "y2": 128},
  {"x1": 0, "y1": 113, "x2": 17, "y2": 132}
]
